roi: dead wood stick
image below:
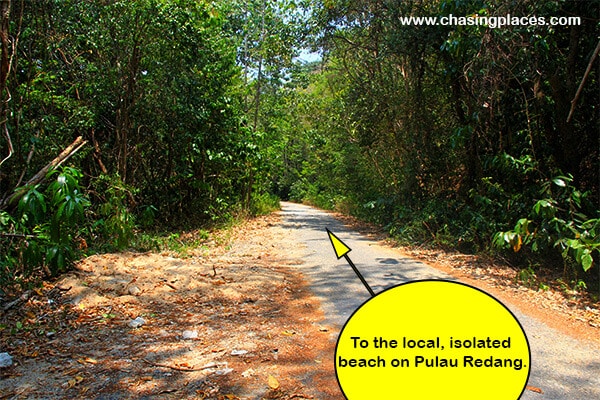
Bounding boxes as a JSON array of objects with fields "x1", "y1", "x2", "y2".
[
  {"x1": 14, "y1": 132, "x2": 37, "y2": 188},
  {"x1": 2, "y1": 136, "x2": 87, "y2": 208},
  {"x1": 0, "y1": 0, "x2": 12, "y2": 169},
  {"x1": 142, "y1": 358, "x2": 218, "y2": 372},
  {"x1": 91, "y1": 129, "x2": 108, "y2": 174},
  {"x1": 1, "y1": 290, "x2": 32, "y2": 312},
  {"x1": 0, "y1": 232, "x2": 37, "y2": 239},
  {"x1": 0, "y1": 122, "x2": 12, "y2": 167},
  {"x1": 22, "y1": 136, "x2": 87, "y2": 187},
  {"x1": 526, "y1": 385, "x2": 543, "y2": 394}
]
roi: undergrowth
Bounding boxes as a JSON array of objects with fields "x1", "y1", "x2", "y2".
[{"x1": 1, "y1": 165, "x2": 282, "y2": 291}]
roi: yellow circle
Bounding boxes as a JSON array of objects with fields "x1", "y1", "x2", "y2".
[{"x1": 335, "y1": 280, "x2": 530, "y2": 399}]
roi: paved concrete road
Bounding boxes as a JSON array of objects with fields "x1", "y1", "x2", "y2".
[{"x1": 280, "y1": 202, "x2": 600, "y2": 400}]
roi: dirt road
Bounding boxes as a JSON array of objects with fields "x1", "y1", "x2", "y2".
[
  {"x1": 0, "y1": 213, "x2": 341, "y2": 399},
  {"x1": 279, "y1": 201, "x2": 600, "y2": 400},
  {"x1": 1, "y1": 201, "x2": 599, "y2": 399}
]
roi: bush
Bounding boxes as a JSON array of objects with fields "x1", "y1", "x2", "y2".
[
  {"x1": 494, "y1": 175, "x2": 599, "y2": 276},
  {"x1": 93, "y1": 174, "x2": 136, "y2": 250},
  {"x1": 0, "y1": 166, "x2": 90, "y2": 283},
  {"x1": 250, "y1": 192, "x2": 280, "y2": 216}
]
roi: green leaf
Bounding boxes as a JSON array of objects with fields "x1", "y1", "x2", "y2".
[
  {"x1": 581, "y1": 251, "x2": 593, "y2": 272},
  {"x1": 515, "y1": 218, "x2": 530, "y2": 235},
  {"x1": 46, "y1": 246, "x2": 58, "y2": 264},
  {"x1": 533, "y1": 199, "x2": 554, "y2": 216},
  {"x1": 0, "y1": 210, "x2": 12, "y2": 226},
  {"x1": 564, "y1": 238, "x2": 583, "y2": 249},
  {"x1": 19, "y1": 187, "x2": 47, "y2": 223},
  {"x1": 552, "y1": 176, "x2": 569, "y2": 187}
]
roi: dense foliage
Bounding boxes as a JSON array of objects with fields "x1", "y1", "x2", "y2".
[
  {"x1": 271, "y1": 0, "x2": 599, "y2": 289},
  {"x1": 0, "y1": 0, "x2": 598, "y2": 293},
  {"x1": 0, "y1": 0, "x2": 290, "y2": 284}
]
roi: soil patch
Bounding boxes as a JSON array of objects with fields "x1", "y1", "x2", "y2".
[
  {"x1": 0, "y1": 214, "x2": 342, "y2": 399},
  {"x1": 3, "y1": 204, "x2": 598, "y2": 399}
]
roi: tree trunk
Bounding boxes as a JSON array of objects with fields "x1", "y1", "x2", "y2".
[{"x1": 0, "y1": 0, "x2": 11, "y2": 168}]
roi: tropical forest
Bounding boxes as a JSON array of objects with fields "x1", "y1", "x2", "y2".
[
  {"x1": 0, "y1": 0, "x2": 599, "y2": 397},
  {"x1": 2, "y1": 0, "x2": 597, "y2": 291}
]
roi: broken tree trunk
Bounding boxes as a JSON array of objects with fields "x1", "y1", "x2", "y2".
[{"x1": 0, "y1": 136, "x2": 87, "y2": 209}]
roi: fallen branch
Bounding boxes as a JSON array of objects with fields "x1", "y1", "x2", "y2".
[
  {"x1": 1, "y1": 290, "x2": 32, "y2": 312},
  {"x1": 1, "y1": 136, "x2": 87, "y2": 209},
  {"x1": 142, "y1": 358, "x2": 219, "y2": 372},
  {"x1": 0, "y1": 232, "x2": 37, "y2": 239},
  {"x1": 22, "y1": 136, "x2": 87, "y2": 188}
]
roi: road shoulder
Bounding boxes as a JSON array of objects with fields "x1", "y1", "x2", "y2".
[{"x1": 0, "y1": 213, "x2": 342, "y2": 399}]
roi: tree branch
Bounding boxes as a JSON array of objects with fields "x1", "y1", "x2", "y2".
[
  {"x1": 22, "y1": 136, "x2": 86, "y2": 187},
  {"x1": 14, "y1": 131, "x2": 38, "y2": 188},
  {"x1": 0, "y1": 120, "x2": 11, "y2": 167},
  {"x1": 0, "y1": 232, "x2": 37, "y2": 239},
  {"x1": 1, "y1": 136, "x2": 87, "y2": 209},
  {"x1": 567, "y1": 39, "x2": 600, "y2": 123}
]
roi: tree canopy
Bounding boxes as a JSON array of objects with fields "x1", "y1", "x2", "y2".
[{"x1": 1, "y1": 0, "x2": 599, "y2": 291}]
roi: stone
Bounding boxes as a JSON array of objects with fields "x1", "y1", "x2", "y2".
[{"x1": 0, "y1": 352, "x2": 13, "y2": 368}]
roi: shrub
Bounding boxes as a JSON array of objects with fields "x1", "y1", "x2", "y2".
[
  {"x1": 494, "y1": 175, "x2": 599, "y2": 276},
  {"x1": 0, "y1": 166, "x2": 90, "y2": 282}
]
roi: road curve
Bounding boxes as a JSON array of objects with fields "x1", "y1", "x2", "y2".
[{"x1": 279, "y1": 201, "x2": 600, "y2": 400}]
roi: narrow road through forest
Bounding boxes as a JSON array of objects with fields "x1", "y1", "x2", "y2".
[
  {"x1": 279, "y1": 202, "x2": 600, "y2": 400},
  {"x1": 2, "y1": 201, "x2": 598, "y2": 399}
]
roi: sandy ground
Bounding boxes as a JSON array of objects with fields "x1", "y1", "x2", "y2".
[
  {"x1": 1, "y1": 206, "x2": 598, "y2": 399},
  {"x1": 0, "y1": 214, "x2": 342, "y2": 399}
]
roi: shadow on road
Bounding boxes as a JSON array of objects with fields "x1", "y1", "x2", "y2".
[{"x1": 279, "y1": 202, "x2": 452, "y2": 328}]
